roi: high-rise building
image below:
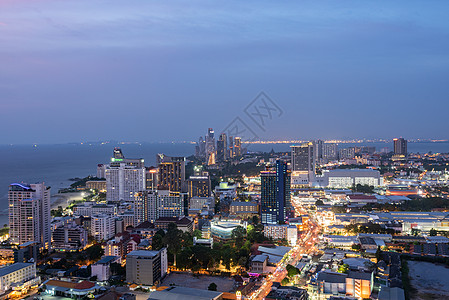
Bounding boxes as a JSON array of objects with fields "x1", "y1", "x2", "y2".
[
  {"x1": 8, "y1": 183, "x2": 51, "y2": 250},
  {"x1": 228, "y1": 136, "x2": 234, "y2": 158},
  {"x1": 126, "y1": 249, "x2": 168, "y2": 286},
  {"x1": 52, "y1": 222, "x2": 88, "y2": 251},
  {"x1": 216, "y1": 133, "x2": 228, "y2": 162},
  {"x1": 233, "y1": 137, "x2": 242, "y2": 157},
  {"x1": 291, "y1": 142, "x2": 316, "y2": 184},
  {"x1": 157, "y1": 154, "x2": 185, "y2": 193},
  {"x1": 145, "y1": 167, "x2": 158, "y2": 191},
  {"x1": 322, "y1": 143, "x2": 338, "y2": 162},
  {"x1": 205, "y1": 128, "x2": 216, "y2": 163},
  {"x1": 291, "y1": 142, "x2": 315, "y2": 173},
  {"x1": 315, "y1": 140, "x2": 324, "y2": 163},
  {"x1": 339, "y1": 147, "x2": 356, "y2": 159},
  {"x1": 105, "y1": 149, "x2": 146, "y2": 203},
  {"x1": 260, "y1": 160, "x2": 291, "y2": 224},
  {"x1": 134, "y1": 190, "x2": 186, "y2": 225},
  {"x1": 91, "y1": 214, "x2": 115, "y2": 241},
  {"x1": 186, "y1": 173, "x2": 211, "y2": 198},
  {"x1": 393, "y1": 138, "x2": 407, "y2": 156}
]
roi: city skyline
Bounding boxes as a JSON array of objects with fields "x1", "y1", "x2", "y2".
[{"x1": 1, "y1": 1, "x2": 449, "y2": 144}]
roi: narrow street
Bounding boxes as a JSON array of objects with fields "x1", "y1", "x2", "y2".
[{"x1": 249, "y1": 199, "x2": 320, "y2": 299}]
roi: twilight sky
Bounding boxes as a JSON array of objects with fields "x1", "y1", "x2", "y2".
[{"x1": 1, "y1": 1, "x2": 449, "y2": 144}]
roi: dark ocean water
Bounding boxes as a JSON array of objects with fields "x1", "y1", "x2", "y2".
[{"x1": 0, "y1": 141, "x2": 447, "y2": 226}]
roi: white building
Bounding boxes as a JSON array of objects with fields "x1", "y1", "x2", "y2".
[
  {"x1": 264, "y1": 224, "x2": 298, "y2": 246},
  {"x1": 189, "y1": 197, "x2": 214, "y2": 210},
  {"x1": 74, "y1": 203, "x2": 117, "y2": 217},
  {"x1": 319, "y1": 169, "x2": 383, "y2": 188},
  {"x1": 105, "y1": 155, "x2": 146, "y2": 203},
  {"x1": 8, "y1": 183, "x2": 51, "y2": 250},
  {"x1": 91, "y1": 256, "x2": 120, "y2": 281},
  {"x1": 0, "y1": 263, "x2": 39, "y2": 294},
  {"x1": 214, "y1": 182, "x2": 237, "y2": 199},
  {"x1": 134, "y1": 190, "x2": 184, "y2": 225},
  {"x1": 91, "y1": 214, "x2": 115, "y2": 241},
  {"x1": 52, "y1": 222, "x2": 88, "y2": 250}
]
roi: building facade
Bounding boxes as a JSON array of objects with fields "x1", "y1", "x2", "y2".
[
  {"x1": 261, "y1": 160, "x2": 291, "y2": 224},
  {"x1": 8, "y1": 183, "x2": 51, "y2": 250},
  {"x1": 125, "y1": 249, "x2": 168, "y2": 286}
]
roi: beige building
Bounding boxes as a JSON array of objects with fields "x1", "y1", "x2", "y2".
[
  {"x1": 86, "y1": 180, "x2": 106, "y2": 192},
  {"x1": 126, "y1": 249, "x2": 167, "y2": 286},
  {"x1": 0, "y1": 263, "x2": 39, "y2": 294},
  {"x1": 229, "y1": 201, "x2": 259, "y2": 219}
]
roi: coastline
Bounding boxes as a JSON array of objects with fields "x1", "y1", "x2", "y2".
[{"x1": 51, "y1": 191, "x2": 84, "y2": 210}]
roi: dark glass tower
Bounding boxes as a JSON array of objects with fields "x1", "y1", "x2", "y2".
[
  {"x1": 393, "y1": 138, "x2": 407, "y2": 156},
  {"x1": 261, "y1": 160, "x2": 291, "y2": 224}
]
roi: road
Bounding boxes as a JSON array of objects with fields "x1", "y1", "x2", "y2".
[{"x1": 249, "y1": 199, "x2": 320, "y2": 300}]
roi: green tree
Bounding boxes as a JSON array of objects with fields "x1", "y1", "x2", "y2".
[
  {"x1": 286, "y1": 264, "x2": 300, "y2": 277},
  {"x1": 152, "y1": 230, "x2": 165, "y2": 250},
  {"x1": 337, "y1": 263, "x2": 349, "y2": 274},
  {"x1": 252, "y1": 215, "x2": 259, "y2": 224},
  {"x1": 231, "y1": 226, "x2": 246, "y2": 249},
  {"x1": 208, "y1": 283, "x2": 217, "y2": 291},
  {"x1": 163, "y1": 223, "x2": 182, "y2": 266},
  {"x1": 315, "y1": 199, "x2": 324, "y2": 206},
  {"x1": 193, "y1": 229, "x2": 203, "y2": 239},
  {"x1": 85, "y1": 244, "x2": 104, "y2": 261},
  {"x1": 430, "y1": 228, "x2": 437, "y2": 236}
]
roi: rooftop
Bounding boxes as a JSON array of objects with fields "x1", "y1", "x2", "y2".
[
  {"x1": 127, "y1": 250, "x2": 160, "y2": 258},
  {"x1": 148, "y1": 286, "x2": 222, "y2": 300},
  {"x1": 316, "y1": 270, "x2": 347, "y2": 283},
  {"x1": 0, "y1": 263, "x2": 33, "y2": 277},
  {"x1": 347, "y1": 270, "x2": 373, "y2": 281},
  {"x1": 95, "y1": 256, "x2": 119, "y2": 265}
]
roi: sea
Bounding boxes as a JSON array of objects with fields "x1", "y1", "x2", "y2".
[{"x1": 0, "y1": 141, "x2": 448, "y2": 226}]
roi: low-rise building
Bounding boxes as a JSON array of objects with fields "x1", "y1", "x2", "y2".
[
  {"x1": 154, "y1": 216, "x2": 194, "y2": 233},
  {"x1": 148, "y1": 286, "x2": 223, "y2": 300},
  {"x1": 210, "y1": 220, "x2": 246, "y2": 242},
  {"x1": 91, "y1": 256, "x2": 120, "y2": 281},
  {"x1": 346, "y1": 271, "x2": 373, "y2": 299},
  {"x1": 229, "y1": 201, "x2": 259, "y2": 219},
  {"x1": 250, "y1": 255, "x2": 268, "y2": 274},
  {"x1": 0, "y1": 263, "x2": 39, "y2": 295},
  {"x1": 315, "y1": 270, "x2": 347, "y2": 296},
  {"x1": 264, "y1": 224, "x2": 298, "y2": 246},
  {"x1": 86, "y1": 180, "x2": 107, "y2": 192},
  {"x1": 42, "y1": 280, "x2": 100, "y2": 298}
]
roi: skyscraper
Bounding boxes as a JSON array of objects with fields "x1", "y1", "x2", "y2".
[
  {"x1": 291, "y1": 142, "x2": 315, "y2": 173},
  {"x1": 393, "y1": 138, "x2": 407, "y2": 156},
  {"x1": 105, "y1": 148, "x2": 146, "y2": 202},
  {"x1": 228, "y1": 136, "x2": 234, "y2": 158},
  {"x1": 216, "y1": 133, "x2": 228, "y2": 162},
  {"x1": 322, "y1": 143, "x2": 338, "y2": 162},
  {"x1": 260, "y1": 160, "x2": 291, "y2": 224},
  {"x1": 233, "y1": 137, "x2": 242, "y2": 157},
  {"x1": 157, "y1": 154, "x2": 186, "y2": 193},
  {"x1": 205, "y1": 128, "x2": 216, "y2": 161},
  {"x1": 8, "y1": 183, "x2": 51, "y2": 250}
]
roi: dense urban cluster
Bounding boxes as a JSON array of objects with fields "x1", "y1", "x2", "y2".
[{"x1": 0, "y1": 130, "x2": 448, "y2": 300}]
